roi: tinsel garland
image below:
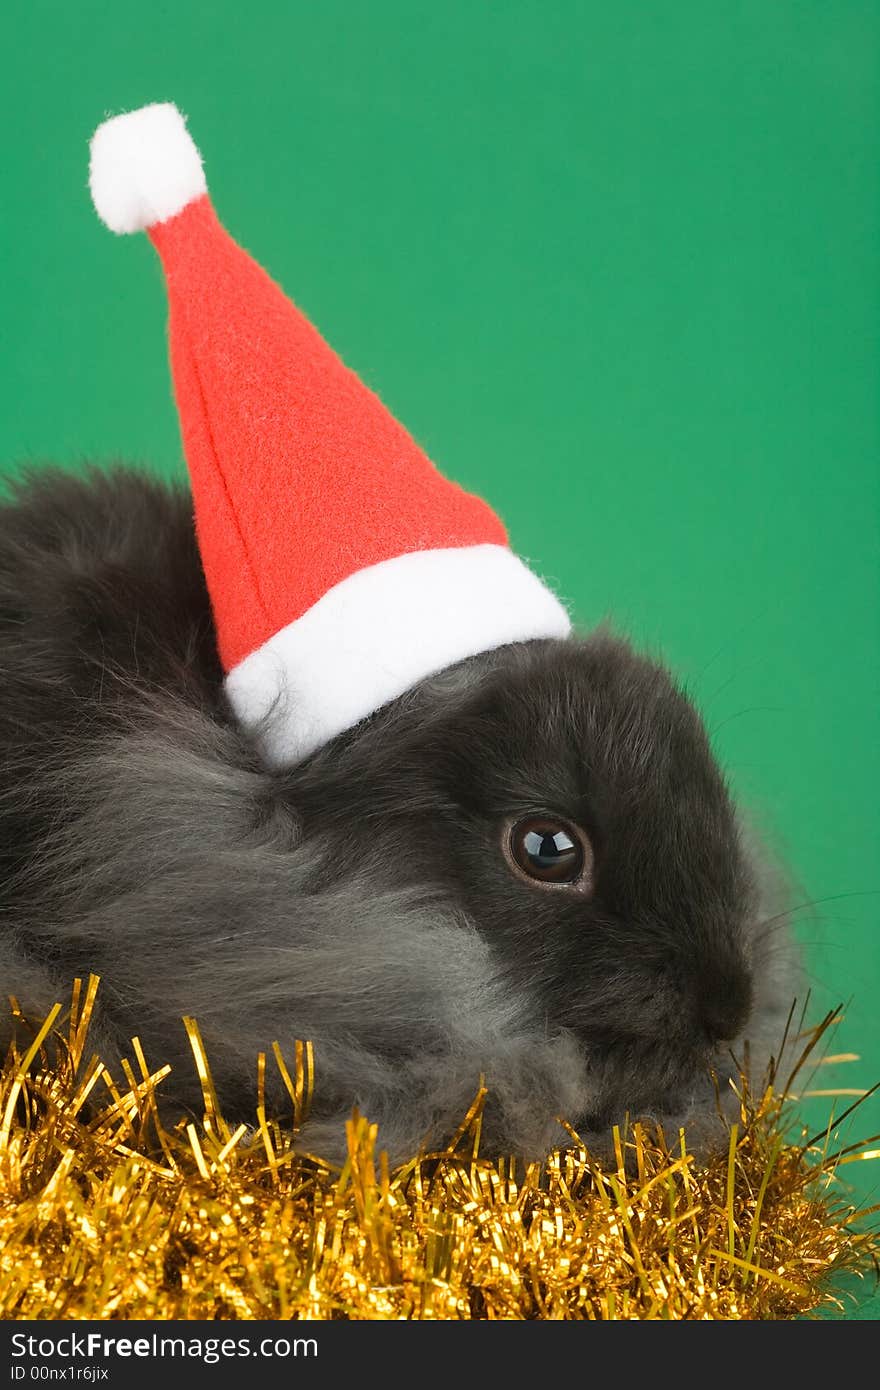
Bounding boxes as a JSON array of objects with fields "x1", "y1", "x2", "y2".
[{"x1": 0, "y1": 978, "x2": 877, "y2": 1319}]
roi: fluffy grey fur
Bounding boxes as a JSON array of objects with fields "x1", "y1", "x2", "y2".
[{"x1": 0, "y1": 466, "x2": 800, "y2": 1162}]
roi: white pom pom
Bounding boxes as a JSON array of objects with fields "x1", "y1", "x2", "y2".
[{"x1": 89, "y1": 102, "x2": 207, "y2": 235}]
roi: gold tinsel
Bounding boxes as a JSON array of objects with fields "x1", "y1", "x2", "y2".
[{"x1": 0, "y1": 978, "x2": 877, "y2": 1319}]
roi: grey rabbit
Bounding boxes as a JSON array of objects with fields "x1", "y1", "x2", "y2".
[
  {"x1": 0, "y1": 101, "x2": 800, "y2": 1165},
  {"x1": 0, "y1": 465, "x2": 799, "y2": 1163}
]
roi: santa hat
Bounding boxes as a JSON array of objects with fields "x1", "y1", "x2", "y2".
[{"x1": 88, "y1": 102, "x2": 570, "y2": 766}]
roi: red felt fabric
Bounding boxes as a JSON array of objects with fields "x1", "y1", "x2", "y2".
[{"x1": 148, "y1": 197, "x2": 508, "y2": 672}]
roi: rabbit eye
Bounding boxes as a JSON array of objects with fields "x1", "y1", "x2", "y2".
[{"x1": 505, "y1": 815, "x2": 593, "y2": 891}]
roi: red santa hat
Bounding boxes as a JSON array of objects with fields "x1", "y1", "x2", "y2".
[{"x1": 88, "y1": 103, "x2": 570, "y2": 767}]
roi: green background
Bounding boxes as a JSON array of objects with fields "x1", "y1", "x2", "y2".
[{"x1": 2, "y1": 1, "x2": 878, "y2": 1317}]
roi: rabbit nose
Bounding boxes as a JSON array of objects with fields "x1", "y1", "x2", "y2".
[{"x1": 693, "y1": 956, "x2": 753, "y2": 1045}]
